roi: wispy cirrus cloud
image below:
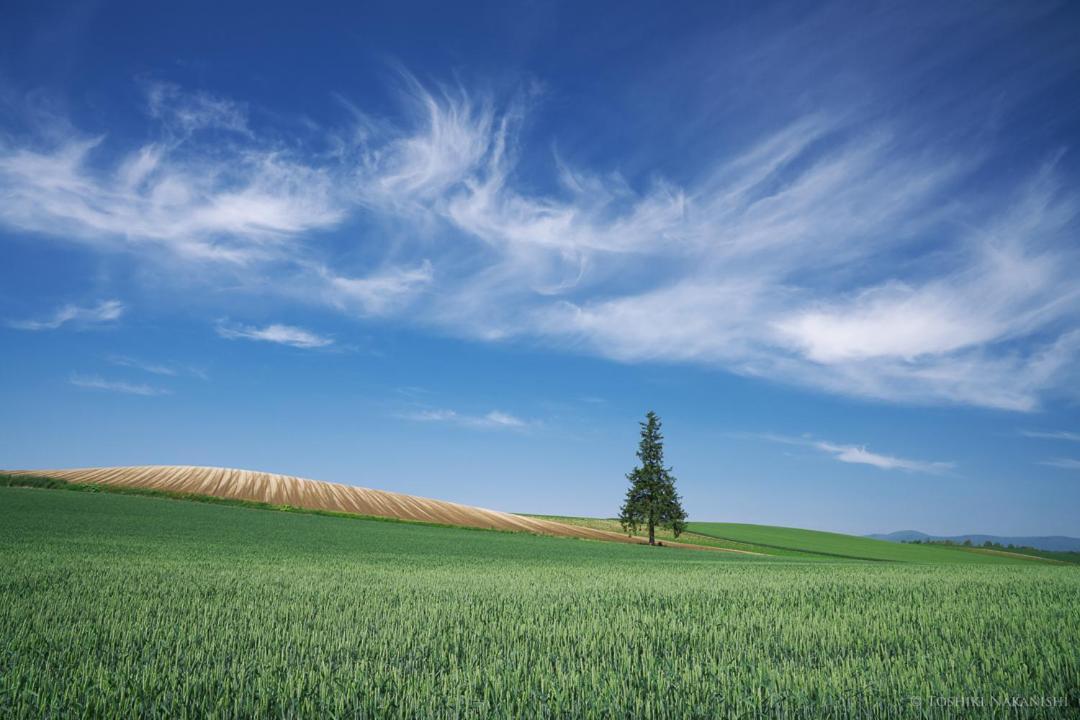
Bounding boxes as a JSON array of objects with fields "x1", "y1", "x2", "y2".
[
  {"x1": 145, "y1": 81, "x2": 251, "y2": 137},
  {"x1": 106, "y1": 355, "x2": 207, "y2": 379},
  {"x1": 1021, "y1": 429, "x2": 1080, "y2": 442},
  {"x1": 215, "y1": 321, "x2": 333, "y2": 349},
  {"x1": 0, "y1": 136, "x2": 344, "y2": 264},
  {"x1": 1040, "y1": 458, "x2": 1080, "y2": 470},
  {"x1": 70, "y1": 374, "x2": 170, "y2": 396},
  {"x1": 9, "y1": 299, "x2": 124, "y2": 330},
  {"x1": 401, "y1": 408, "x2": 530, "y2": 430},
  {"x1": 318, "y1": 260, "x2": 434, "y2": 316},
  {"x1": 754, "y1": 433, "x2": 954, "y2": 475},
  {"x1": 106, "y1": 355, "x2": 176, "y2": 376},
  {"x1": 813, "y1": 440, "x2": 954, "y2": 474},
  {"x1": 1, "y1": 72, "x2": 1078, "y2": 410},
  {"x1": 336, "y1": 79, "x2": 1079, "y2": 411}
]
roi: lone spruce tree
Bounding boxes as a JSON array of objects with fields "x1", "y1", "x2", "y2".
[{"x1": 619, "y1": 411, "x2": 687, "y2": 545}]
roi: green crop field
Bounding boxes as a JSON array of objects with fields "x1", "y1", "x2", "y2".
[
  {"x1": 2, "y1": 487, "x2": 1079, "y2": 718},
  {"x1": 686, "y1": 522, "x2": 1049, "y2": 563},
  {"x1": 529, "y1": 514, "x2": 1052, "y2": 563}
]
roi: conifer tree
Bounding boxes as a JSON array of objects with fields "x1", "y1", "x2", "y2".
[{"x1": 619, "y1": 411, "x2": 687, "y2": 545}]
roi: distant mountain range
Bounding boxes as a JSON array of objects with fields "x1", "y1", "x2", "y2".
[{"x1": 867, "y1": 531, "x2": 1080, "y2": 552}]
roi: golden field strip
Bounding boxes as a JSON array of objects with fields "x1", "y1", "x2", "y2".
[{"x1": 10, "y1": 465, "x2": 645, "y2": 543}]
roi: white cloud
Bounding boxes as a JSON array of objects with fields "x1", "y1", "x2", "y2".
[
  {"x1": 480, "y1": 410, "x2": 528, "y2": 428},
  {"x1": 1, "y1": 78, "x2": 1078, "y2": 411},
  {"x1": 10, "y1": 300, "x2": 124, "y2": 330},
  {"x1": 1040, "y1": 458, "x2": 1080, "y2": 470},
  {"x1": 107, "y1": 355, "x2": 177, "y2": 376},
  {"x1": 343, "y1": 83, "x2": 1077, "y2": 411},
  {"x1": 402, "y1": 408, "x2": 529, "y2": 430},
  {"x1": 70, "y1": 374, "x2": 170, "y2": 396},
  {"x1": 320, "y1": 260, "x2": 434, "y2": 315},
  {"x1": 375, "y1": 84, "x2": 496, "y2": 201},
  {"x1": 106, "y1": 355, "x2": 207, "y2": 379},
  {"x1": 1021, "y1": 429, "x2": 1080, "y2": 442},
  {"x1": 757, "y1": 434, "x2": 954, "y2": 474},
  {"x1": 144, "y1": 81, "x2": 250, "y2": 137},
  {"x1": 215, "y1": 321, "x2": 333, "y2": 349},
  {"x1": 813, "y1": 441, "x2": 954, "y2": 474},
  {"x1": 0, "y1": 104, "x2": 344, "y2": 265}
]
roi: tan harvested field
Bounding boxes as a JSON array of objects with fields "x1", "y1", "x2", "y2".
[{"x1": 9, "y1": 465, "x2": 647, "y2": 544}]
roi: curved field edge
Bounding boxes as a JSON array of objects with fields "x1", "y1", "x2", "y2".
[
  {"x1": 3, "y1": 472, "x2": 1054, "y2": 564},
  {"x1": 528, "y1": 515, "x2": 1055, "y2": 564},
  {"x1": 0, "y1": 473, "x2": 735, "y2": 554},
  {"x1": 1, "y1": 467, "x2": 636, "y2": 545},
  {"x1": 688, "y1": 522, "x2": 1057, "y2": 564},
  {"x1": 0, "y1": 472, "x2": 514, "y2": 533},
  {"x1": 2, "y1": 488, "x2": 1078, "y2": 718},
  {"x1": 525, "y1": 514, "x2": 812, "y2": 558}
]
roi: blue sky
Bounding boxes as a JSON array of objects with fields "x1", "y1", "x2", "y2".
[{"x1": 2, "y1": 0, "x2": 1079, "y2": 536}]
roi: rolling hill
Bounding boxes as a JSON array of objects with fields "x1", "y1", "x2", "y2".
[
  {"x1": 687, "y1": 522, "x2": 1052, "y2": 563},
  {"x1": 5, "y1": 466, "x2": 1060, "y2": 564},
  {"x1": 527, "y1": 516, "x2": 1055, "y2": 563},
  {"x1": 4, "y1": 465, "x2": 635, "y2": 544}
]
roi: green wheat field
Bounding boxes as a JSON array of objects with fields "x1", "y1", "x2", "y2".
[{"x1": 2, "y1": 485, "x2": 1078, "y2": 718}]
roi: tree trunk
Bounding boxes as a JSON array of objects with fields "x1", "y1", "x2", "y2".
[{"x1": 648, "y1": 523, "x2": 655, "y2": 546}]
